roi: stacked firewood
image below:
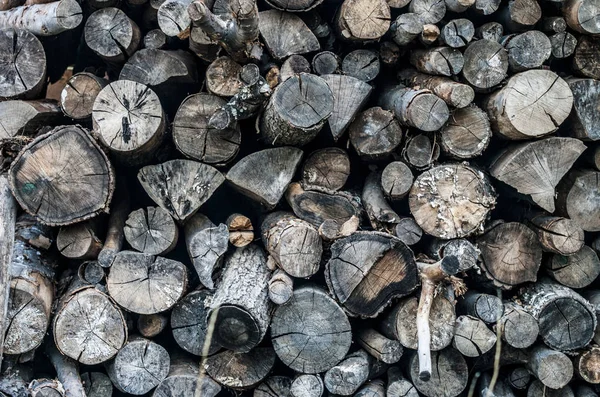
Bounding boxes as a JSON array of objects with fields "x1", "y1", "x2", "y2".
[{"x1": 2, "y1": 0, "x2": 600, "y2": 393}]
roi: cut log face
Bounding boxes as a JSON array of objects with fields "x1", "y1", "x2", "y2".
[
  {"x1": 255, "y1": 377, "x2": 293, "y2": 397},
  {"x1": 485, "y1": 70, "x2": 573, "y2": 140},
  {"x1": 401, "y1": 133, "x2": 439, "y2": 170},
  {"x1": 0, "y1": 100, "x2": 62, "y2": 139},
  {"x1": 462, "y1": 39, "x2": 508, "y2": 91},
  {"x1": 452, "y1": 315, "x2": 496, "y2": 357},
  {"x1": 336, "y1": 0, "x2": 391, "y2": 41},
  {"x1": 271, "y1": 285, "x2": 351, "y2": 374},
  {"x1": 226, "y1": 147, "x2": 303, "y2": 208},
  {"x1": 529, "y1": 214, "x2": 585, "y2": 255},
  {"x1": 387, "y1": 367, "x2": 418, "y2": 397},
  {"x1": 573, "y1": 36, "x2": 600, "y2": 79},
  {"x1": 107, "y1": 337, "x2": 170, "y2": 395},
  {"x1": 107, "y1": 250, "x2": 188, "y2": 314},
  {"x1": 528, "y1": 381, "x2": 574, "y2": 397},
  {"x1": 520, "y1": 280, "x2": 597, "y2": 351},
  {"x1": 172, "y1": 93, "x2": 241, "y2": 164},
  {"x1": 291, "y1": 375, "x2": 323, "y2": 397},
  {"x1": 564, "y1": 0, "x2": 600, "y2": 34},
  {"x1": 208, "y1": 244, "x2": 271, "y2": 352},
  {"x1": 459, "y1": 291, "x2": 504, "y2": 323},
  {"x1": 324, "y1": 350, "x2": 370, "y2": 395},
  {"x1": 390, "y1": 13, "x2": 422, "y2": 45},
  {"x1": 138, "y1": 159, "x2": 225, "y2": 222},
  {"x1": 0, "y1": 29, "x2": 46, "y2": 100},
  {"x1": 567, "y1": 78, "x2": 600, "y2": 141},
  {"x1": 496, "y1": 302, "x2": 539, "y2": 348},
  {"x1": 301, "y1": 148, "x2": 350, "y2": 191},
  {"x1": 350, "y1": 107, "x2": 403, "y2": 160},
  {"x1": 439, "y1": 105, "x2": 491, "y2": 159},
  {"x1": 503, "y1": 31, "x2": 551, "y2": 72},
  {"x1": 60, "y1": 73, "x2": 106, "y2": 120},
  {"x1": 325, "y1": 232, "x2": 419, "y2": 317},
  {"x1": 550, "y1": 32, "x2": 577, "y2": 59},
  {"x1": 528, "y1": 346, "x2": 573, "y2": 389},
  {"x1": 124, "y1": 206, "x2": 178, "y2": 255},
  {"x1": 546, "y1": 246, "x2": 600, "y2": 289},
  {"x1": 381, "y1": 161, "x2": 413, "y2": 200},
  {"x1": 9, "y1": 125, "x2": 114, "y2": 226},
  {"x1": 84, "y1": 8, "x2": 141, "y2": 62},
  {"x1": 57, "y1": 221, "x2": 103, "y2": 260},
  {"x1": 409, "y1": 348, "x2": 468, "y2": 397},
  {"x1": 171, "y1": 289, "x2": 219, "y2": 356},
  {"x1": 398, "y1": 69, "x2": 475, "y2": 109},
  {"x1": 53, "y1": 287, "x2": 127, "y2": 365},
  {"x1": 576, "y1": 346, "x2": 600, "y2": 384},
  {"x1": 381, "y1": 295, "x2": 456, "y2": 351},
  {"x1": 206, "y1": 56, "x2": 243, "y2": 97},
  {"x1": 557, "y1": 170, "x2": 600, "y2": 232},
  {"x1": 490, "y1": 137, "x2": 585, "y2": 212},
  {"x1": 440, "y1": 19, "x2": 474, "y2": 48},
  {"x1": 137, "y1": 313, "x2": 168, "y2": 338},
  {"x1": 410, "y1": 47, "x2": 464, "y2": 77},
  {"x1": 93, "y1": 80, "x2": 166, "y2": 164},
  {"x1": 478, "y1": 222, "x2": 542, "y2": 289},
  {"x1": 261, "y1": 73, "x2": 333, "y2": 146},
  {"x1": 157, "y1": 0, "x2": 191, "y2": 38},
  {"x1": 409, "y1": 164, "x2": 496, "y2": 239},
  {"x1": 320, "y1": 74, "x2": 372, "y2": 141},
  {"x1": 259, "y1": 10, "x2": 320, "y2": 59},
  {"x1": 409, "y1": 0, "x2": 445, "y2": 24},
  {"x1": 379, "y1": 86, "x2": 449, "y2": 132},
  {"x1": 153, "y1": 358, "x2": 221, "y2": 397},
  {"x1": 204, "y1": 347, "x2": 276, "y2": 390},
  {"x1": 342, "y1": 50, "x2": 380, "y2": 82}
]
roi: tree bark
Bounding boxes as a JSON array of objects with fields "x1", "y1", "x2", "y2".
[
  {"x1": 0, "y1": 0, "x2": 82, "y2": 36},
  {"x1": 9, "y1": 125, "x2": 114, "y2": 226},
  {"x1": 349, "y1": 107, "x2": 403, "y2": 160},
  {"x1": 379, "y1": 85, "x2": 449, "y2": 132},
  {"x1": 462, "y1": 39, "x2": 508, "y2": 91},
  {"x1": 324, "y1": 350, "x2": 370, "y2": 396},
  {"x1": 84, "y1": 8, "x2": 141, "y2": 63},
  {"x1": 409, "y1": 164, "x2": 496, "y2": 239},
  {"x1": 208, "y1": 244, "x2": 271, "y2": 352},
  {"x1": 204, "y1": 347, "x2": 276, "y2": 390},
  {"x1": 390, "y1": 13, "x2": 422, "y2": 46},
  {"x1": 528, "y1": 381, "x2": 574, "y2": 397},
  {"x1": 0, "y1": 175, "x2": 17, "y2": 365},
  {"x1": 271, "y1": 285, "x2": 351, "y2": 374},
  {"x1": 410, "y1": 47, "x2": 464, "y2": 76},
  {"x1": 362, "y1": 171, "x2": 401, "y2": 233},
  {"x1": 0, "y1": 100, "x2": 62, "y2": 138},
  {"x1": 124, "y1": 206, "x2": 178, "y2": 255},
  {"x1": 81, "y1": 372, "x2": 113, "y2": 397},
  {"x1": 45, "y1": 342, "x2": 86, "y2": 397},
  {"x1": 53, "y1": 286, "x2": 127, "y2": 365},
  {"x1": 356, "y1": 327, "x2": 403, "y2": 364},
  {"x1": 258, "y1": 10, "x2": 319, "y2": 60},
  {"x1": 97, "y1": 185, "x2": 128, "y2": 268},
  {"x1": 106, "y1": 250, "x2": 188, "y2": 314},
  {"x1": 138, "y1": 159, "x2": 225, "y2": 222},
  {"x1": 398, "y1": 69, "x2": 475, "y2": 109}
]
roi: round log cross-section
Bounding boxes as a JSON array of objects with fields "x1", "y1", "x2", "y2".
[{"x1": 409, "y1": 164, "x2": 496, "y2": 239}]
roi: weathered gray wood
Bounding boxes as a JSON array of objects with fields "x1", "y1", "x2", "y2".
[
  {"x1": 502, "y1": 0, "x2": 542, "y2": 31},
  {"x1": 440, "y1": 19, "x2": 474, "y2": 48},
  {"x1": 502, "y1": 31, "x2": 551, "y2": 72},
  {"x1": 84, "y1": 8, "x2": 141, "y2": 63},
  {"x1": 428, "y1": 238, "x2": 479, "y2": 272},
  {"x1": 546, "y1": 245, "x2": 600, "y2": 288},
  {"x1": 349, "y1": 107, "x2": 403, "y2": 160},
  {"x1": 550, "y1": 32, "x2": 577, "y2": 58},
  {"x1": 124, "y1": 206, "x2": 178, "y2": 256},
  {"x1": 409, "y1": 164, "x2": 496, "y2": 239},
  {"x1": 529, "y1": 214, "x2": 585, "y2": 255},
  {"x1": 259, "y1": 10, "x2": 319, "y2": 60},
  {"x1": 29, "y1": 378, "x2": 65, "y2": 397},
  {"x1": 261, "y1": 212, "x2": 322, "y2": 278},
  {"x1": 485, "y1": 70, "x2": 573, "y2": 140},
  {"x1": 557, "y1": 169, "x2": 600, "y2": 231},
  {"x1": 60, "y1": 73, "x2": 106, "y2": 120},
  {"x1": 312, "y1": 51, "x2": 339, "y2": 75},
  {"x1": 336, "y1": 0, "x2": 390, "y2": 41},
  {"x1": 255, "y1": 377, "x2": 292, "y2": 397},
  {"x1": 354, "y1": 380, "x2": 384, "y2": 397},
  {"x1": 477, "y1": 373, "x2": 514, "y2": 397},
  {"x1": 106, "y1": 251, "x2": 188, "y2": 314},
  {"x1": 445, "y1": 0, "x2": 474, "y2": 12},
  {"x1": 143, "y1": 29, "x2": 167, "y2": 49},
  {"x1": 137, "y1": 313, "x2": 168, "y2": 338},
  {"x1": 324, "y1": 350, "x2": 370, "y2": 395},
  {"x1": 227, "y1": 147, "x2": 303, "y2": 208},
  {"x1": 46, "y1": 342, "x2": 86, "y2": 397},
  {"x1": 380, "y1": 161, "x2": 412, "y2": 200},
  {"x1": 390, "y1": 13, "x2": 422, "y2": 46},
  {"x1": 81, "y1": 372, "x2": 113, "y2": 397},
  {"x1": 379, "y1": 85, "x2": 449, "y2": 132},
  {"x1": 153, "y1": 357, "x2": 221, "y2": 397},
  {"x1": 409, "y1": 0, "x2": 445, "y2": 24},
  {"x1": 527, "y1": 381, "x2": 574, "y2": 397},
  {"x1": 401, "y1": 133, "x2": 439, "y2": 171},
  {"x1": 261, "y1": 73, "x2": 332, "y2": 146},
  {"x1": 78, "y1": 260, "x2": 105, "y2": 285},
  {"x1": 0, "y1": 100, "x2": 61, "y2": 138},
  {"x1": 138, "y1": 159, "x2": 225, "y2": 222},
  {"x1": 573, "y1": 36, "x2": 600, "y2": 79},
  {"x1": 387, "y1": 367, "x2": 418, "y2": 397},
  {"x1": 439, "y1": 105, "x2": 491, "y2": 159},
  {"x1": 477, "y1": 222, "x2": 542, "y2": 289},
  {"x1": 362, "y1": 170, "x2": 400, "y2": 233},
  {"x1": 320, "y1": 74, "x2": 372, "y2": 141},
  {"x1": 183, "y1": 213, "x2": 227, "y2": 289},
  {"x1": 0, "y1": 175, "x2": 16, "y2": 366},
  {"x1": 564, "y1": 0, "x2": 600, "y2": 34},
  {"x1": 528, "y1": 345, "x2": 574, "y2": 389},
  {"x1": 462, "y1": 39, "x2": 508, "y2": 91},
  {"x1": 473, "y1": 0, "x2": 501, "y2": 14},
  {"x1": 356, "y1": 327, "x2": 403, "y2": 364},
  {"x1": 157, "y1": 0, "x2": 192, "y2": 39},
  {"x1": 409, "y1": 348, "x2": 468, "y2": 397},
  {"x1": 208, "y1": 244, "x2": 271, "y2": 352},
  {"x1": 57, "y1": 221, "x2": 103, "y2": 260},
  {"x1": 394, "y1": 218, "x2": 422, "y2": 246},
  {"x1": 280, "y1": 55, "x2": 311, "y2": 82},
  {"x1": 93, "y1": 80, "x2": 166, "y2": 165},
  {"x1": 0, "y1": 0, "x2": 82, "y2": 36},
  {"x1": 8, "y1": 125, "x2": 114, "y2": 226},
  {"x1": 452, "y1": 315, "x2": 496, "y2": 357},
  {"x1": 106, "y1": 337, "x2": 170, "y2": 395},
  {"x1": 341, "y1": 50, "x2": 380, "y2": 82},
  {"x1": 496, "y1": 302, "x2": 539, "y2": 348},
  {"x1": 326, "y1": 232, "x2": 418, "y2": 318},
  {"x1": 53, "y1": 286, "x2": 127, "y2": 365},
  {"x1": 458, "y1": 291, "x2": 504, "y2": 323},
  {"x1": 301, "y1": 148, "x2": 350, "y2": 191},
  {"x1": 398, "y1": 69, "x2": 475, "y2": 109},
  {"x1": 520, "y1": 280, "x2": 597, "y2": 351},
  {"x1": 204, "y1": 347, "x2": 276, "y2": 389},
  {"x1": 567, "y1": 78, "x2": 600, "y2": 141},
  {"x1": 271, "y1": 285, "x2": 351, "y2": 374},
  {"x1": 576, "y1": 385, "x2": 598, "y2": 397},
  {"x1": 291, "y1": 375, "x2": 323, "y2": 397},
  {"x1": 475, "y1": 22, "x2": 503, "y2": 41},
  {"x1": 410, "y1": 47, "x2": 464, "y2": 76},
  {"x1": 381, "y1": 295, "x2": 456, "y2": 352},
  {"x1": 507, "y1": 367, "x2": 530, "y2": 390}
]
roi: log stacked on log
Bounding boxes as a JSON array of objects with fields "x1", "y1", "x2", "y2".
[{"x1": 3, "y1": 0, "x2": 600, "y2": 395}]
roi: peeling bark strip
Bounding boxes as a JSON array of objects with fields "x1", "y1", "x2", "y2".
[
  {"x1": 325, "y1": 231, "x2": 418, "y2": 317},
  {"x1": 8, "y1": 125, "x2": 114, "y2": 226},
  {"x1": 271, "y1": 285, "x2": 351, "y2": 374},
  {"x1": 107, "y1": 250, "x2": 187, "y2": 314},
  {"x1": 0, "y1": 0, "x2": 82, "y2": 36},
  {"x1": 53, "y1": 286, "x2": 127, "y2": 365},
  {"x1": 409, "y1": 164, "x2": 496, "y2": 239}
]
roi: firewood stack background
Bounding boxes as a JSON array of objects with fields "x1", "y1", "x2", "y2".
[{"x1": 2, "y1": 0, "x2": 600, "y2": 392}]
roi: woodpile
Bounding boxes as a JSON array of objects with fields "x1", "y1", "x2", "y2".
[{"x1": 3, "y1": 0, "x2": 600, "y2": 394}]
